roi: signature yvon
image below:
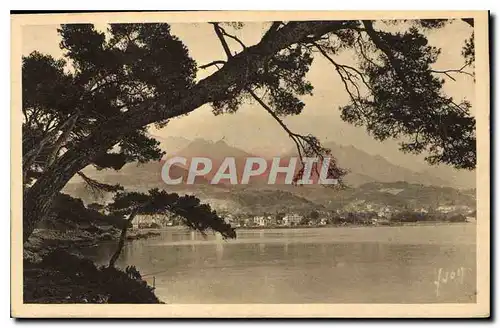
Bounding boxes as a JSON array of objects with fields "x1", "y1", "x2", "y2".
[{"x1": 434, "y1": 267, "x2": 470, "y2": 297}]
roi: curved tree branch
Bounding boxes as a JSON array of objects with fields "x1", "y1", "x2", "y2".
[
  {"x1": 199, "y1": 60, "x2": 226, "y2": 69},
  {"x1": 23, "y1": 21, "x2": 355, "y2": 242},
  {"x1": 247, "y1": 88, "x2": 347, "y2": 186},
  {"x1": 430, "y1": 63, "x2": 474, "y2": 80},
  {"x1": 211, "y1": 23, "x2": 233, "y2": 59},
  {"x1": 246, "y1": 88, "x2": 305, "y2": 161},
  {"x1": 217, "y1": 25, "x2": 247, "y2": 50},
  {"x1": 76, "y1": 171, "x2": 123, "y2": 196},
  {"x1": 313, "y1": 41, "x2": 374, "y2": 95}
]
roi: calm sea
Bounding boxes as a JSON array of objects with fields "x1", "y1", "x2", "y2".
[{"x1": 81, "y1": 224, "x2": 476, "y2": 303}]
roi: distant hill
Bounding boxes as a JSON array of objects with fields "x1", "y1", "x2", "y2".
[
  {"x1": 171, "y1": 139, "x2": 454, "y2": 188},
  {"x1": 171, "y1": 138, "x2": 260, "y2": 184},
  {"x1": 64, "y1": 180, "x2": 475, "y2": 217},
  {"x1": 151, "y1": 136, "x2": 475, "y2": 189},
  {"x1": 344, "y1": 181, "x2": 476, "y2": 208},
  {"x1": 151, "y1": 135, "x2": 191, "y2": 156},
  {"x1": 230, "y1": 188, "x2": 319, "y2": 214},
  {"x1": 190, "y1": 182, "x2": 475, "y2": 214},
  {"x1": 63, "y1": 138, "x2": 476, "y2": 213},
  {"x1": 283, "y1": 142, "x2": 454, "y2": 188},
  {"x1": 175, "y1": 138, "x2": 253, "y2": 160},
  {"x1": 418, "y1": 166, "x2": 476, "y2": 190}
]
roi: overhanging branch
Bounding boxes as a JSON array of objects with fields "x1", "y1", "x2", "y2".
[
  {"x1": 211, "y1": 23, "x2": 233, "y2": 59},
  {"x1": 247, "y1": 88, "x2": 347, "y2": 187},
  {"x1": 313, "y1": 42, "x2": 373, "y2": 94},
  {"x1": 247, "y1": 88, "x2": 305, "y2": 161},
  {"x1": 77, "y1": 171, "x2": 123, "y2": 195},
  {"x1": 431, "y1": 63, "x2": 474, "y2": 81},
  {"x1": 217, "y1": 24, "x2": 247, "y2": 50},
  {"x1": 199, "y1": 60, "x2": 226, "y2": 70}
]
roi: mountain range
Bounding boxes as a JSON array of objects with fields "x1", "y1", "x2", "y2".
[
  {"x1": 152, "y1": 137, "x2": 475, "y2": 189},
  {"x1": 62, "y1": 137, "x2": 477, "y2": 215}
]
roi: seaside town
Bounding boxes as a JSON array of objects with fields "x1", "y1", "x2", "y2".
[{"x1": 119, "y1": 203, "x2": 477, "y2": 230}]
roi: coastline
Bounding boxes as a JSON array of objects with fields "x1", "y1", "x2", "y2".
[
  {"x1": 24, "y1": 226, "x2": 161, "y2": 263},
  {"x1": 231, "y1": 220, "x2": 475, "y2": 231},
  {"x1": 23, "y1": 226, "x2": 162, "y2": 304}
]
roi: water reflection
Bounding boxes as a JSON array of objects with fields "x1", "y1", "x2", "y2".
[
  {"x1": 80, "y1": 225, "x2": 476, "y2": 304},
  {"x1": 215, "y1": 242, "x2": 224, "y2": 262}
]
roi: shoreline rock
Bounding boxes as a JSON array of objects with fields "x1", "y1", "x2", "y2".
[
  {"x1": 23, "y1": 226, "x2": 161, "y2": 264},
  {"x1": 24, "y1": 249, "x2": 162, "y2": 304},
  {"x1": 23, "y1": 226, "x2": 163, "y2": 304}
]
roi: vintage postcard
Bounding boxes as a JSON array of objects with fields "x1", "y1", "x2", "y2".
[{"x1": 11, "y1": 11, "x2": 490, "y2": 318}]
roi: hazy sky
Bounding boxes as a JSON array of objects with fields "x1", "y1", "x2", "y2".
[{"x1": 21, "y1": 20, "x2": 475, "y2": 171}]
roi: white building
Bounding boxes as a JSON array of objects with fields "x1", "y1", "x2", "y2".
[
  {"x1": 132, "y1": 213, "x2": 164, "y2": 228},
  {"x1": 283, "y1": 214, "x2": 302, "y2": 226},
  {"x1": 253, "y1": 216, "x2": 266, "y2": 226},
  {"x1": 436, "y1": 205, "x2": 472, "y2": 214}
]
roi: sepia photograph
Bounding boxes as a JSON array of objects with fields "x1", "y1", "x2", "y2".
[{"x1": 11, "y1": 10, "x2": 490, "y2": 318}]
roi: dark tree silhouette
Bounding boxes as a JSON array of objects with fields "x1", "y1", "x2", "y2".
[
  {"x1": 309, "y1": 210, "x2": 320, "y2": 221},
  {"x1": 106, "y1": 188, "x2": 235, "y2": 267},
  {"x1": 22, "y1": 19, "x2": 475, "y2": 243}
]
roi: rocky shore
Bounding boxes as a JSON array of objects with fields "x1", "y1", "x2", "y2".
[
  {"x1": 24, "y1": 226, "x2": 160, "y2": 263},
  {"x1": 24, "y1": 249, "x2": 162, "y2": 304},
  {"x1": 23, "y1": 225, "x2": 162, "y2": 303}
]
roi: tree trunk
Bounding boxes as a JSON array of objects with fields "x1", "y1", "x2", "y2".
[
  {"x1": 108, "y1": 208, "x2": 138, "y2": 268},
  {"x1": 22, "y1": 97, "x2": 198, "y2": 244},
  {"x1": 44, "y1": 113, "x2": 80, "y2": 168},
  {"x1": 23, "y1": 150, "x2": 92, "y2": 243},
  {"x1": 23, "y1": 113, "x2": 80, "y2": 182}
]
